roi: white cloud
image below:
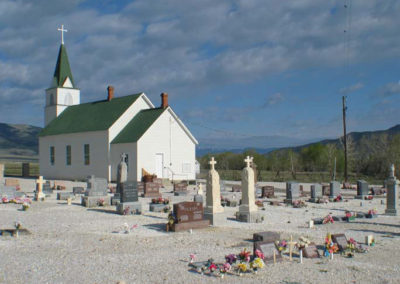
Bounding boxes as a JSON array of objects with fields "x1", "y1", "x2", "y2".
[{"x1": 340, "y1": 82, "x2": 364, "y2": 94}]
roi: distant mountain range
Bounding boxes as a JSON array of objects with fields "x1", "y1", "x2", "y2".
[
  {"x1": 0, "y1": 121, "x2": 399, "y2": 162},
  {"x1": 0, "y1": 123, "x2": 41, "y2": 161}
]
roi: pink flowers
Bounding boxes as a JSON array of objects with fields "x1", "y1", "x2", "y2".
[
  {"x1": 239, "y1": 249, "x2": 251, "y2": 262},
  {"x1": 225, "y1": 254, "x2": 237, "y2": 264},
  {"x1": 254, "y1": 249, "x2": 264, "y2": 260},
  {"x1": 189, "y1": 253, "x2": 196, "y2": 263}
]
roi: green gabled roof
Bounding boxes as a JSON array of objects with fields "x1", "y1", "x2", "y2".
[
  {"x1": 111, "y1": 107, "x2": 166, "y2": 144},
  {"x1": 39, "y1": 94, "x2": 142, "y2": 137},
  {"x1": 51, "y1": 44, "x2": 75, "y2": 88}
]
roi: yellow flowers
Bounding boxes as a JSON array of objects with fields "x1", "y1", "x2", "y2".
[
  {"x1": 251, "y1": 258, "x2": 264, "y2": 269},
  {"x1": 237, "y1": 263, "x2": 247, "y2": 272}
]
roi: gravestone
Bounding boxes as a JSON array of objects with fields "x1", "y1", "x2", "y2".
[
  {"x1": 43, "y1": 181, "x2": 53, "y2": 196},
  {"x1": 73, "y1": 187, "x2": 85, "y2": 195},
  {"x1": 35, "y1": 176, "x2": 46, "y2": 201},
  {"x1": 285, "y1": 182, "x2": 300, "y2": 204},
  {"x1": 253, "y1": 231, "x2": 280, "y2": 243},
  {"x1": 194, "y1": 184, "x2": 204, "y2": 203},
  {"x1": 253, "y1": 241, "x2": 282, "y2": 264},
  {"x1": 115, "y1": 153, "x2": 128, "y2": 203},
  {"x1": 81, "y1": 175, "x2": 110, "y2": 207},
  {"x1": 169, "y1": 201, "x2": 210, "y2": 232},
  {"x1": 261, "y1": 186, "x2": 275, "y2": 198},
  {"x1": 0, "y1": 163, "x2": 4, "y2": 185},
  {"x1": 237, "y1": 156, "x2": 262, "y2": 223},
  {"x1": 385, "y1": 164, "x2": 398, "y2": 216},
  {"x1": 54, "y1": 181, "x2": 66, "y2": 190},
  {"x1": 57, "y1": 192, "x2": 75, "y2": 200},
  {"x1": 0, "y1": 186, "x2": 17, "y2": 199},
  {"x1": 116, "y1": 181, "x2": 142, "y2": 215},
  {"x1": 22, "y1": 163, "x2": 30, "y2": 177},
  {"x1": 137, "y1": 182, "x2": 144, "y2": 194},
  {"x1": 356, "y1": 180, "x2": 369, "y2": 199},
  {"x1": 143, "y1": 182, "x2": 161, "y2": 198},
  {"x1": 331, "y1": 234, "x2": 348, "y2": 251},
  {"x1": 204, "y1": 157, "x2": 224, "y2": 225},
  {"x1": 301, "y1": 243, "x2": 320, "y2": 258},
  {"x1": 5, "y1": 179, "x2": 20, "y2": 190},
  {"x1": 309, "y1": 184, "x2": 322, "y2": 202},
  {"x1": 322, "y1": 185, "x2": 330, "y2": 196},
  {"x1": 174, "y1": 182, "x2": 188, "y2": 196},
  {"x1": 232, "y1": 185, "x2": 242, "y2": 192},
  {"x1": 329, "y1": 181, "x2": 341, "y2": 199}
]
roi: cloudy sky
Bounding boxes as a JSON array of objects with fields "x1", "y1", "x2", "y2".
[{"x1": 0, "y1": 0, "x2": 399, "y2": 142}]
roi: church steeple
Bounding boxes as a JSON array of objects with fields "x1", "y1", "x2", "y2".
[
  {"x1": 44, "y1": 25, "x2": 80, "y2": 127},
  {"x1": 51, "y1": 44, "x2": 75, "y2": 88}
]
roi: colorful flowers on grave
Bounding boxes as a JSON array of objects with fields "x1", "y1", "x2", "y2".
[
  {"x1": 237, "y1": 262, "x2": 247, "y2": 273},
  {"x1": 168, "y1": 212, "x2": 177, "y2": 225},
  {"x1": 324, "y1": 233, "x2": 338, "y2": 257},
  {"x1": 22, "y1": 202, "x2": 30, "y2": 211},
  {"x1": 225, "y1": 254, "x2": 237, "y2": 264},
  {"x1": 1, "y1": 197, "x2": 9, "y2": 203},
  {"x1": 238, "y1": 248, "x2": 251, "y2": 262},
  {"x1": 365, "y1": 195, "x2": 373, "y2": 200},
  {"x1": 297, "y1": 236, "x2": 311, "y2": 249},
  {"x1": 368, "y1": 208, "x2": 377, "y2": 215},
  {"x1": 97, "y1": 198, "x2": 105, "y2": 206},
  {"x1": 151, "y1": 197, "x2": 169, "y2": 204},
  {"x1": 292, "y1": 200, "x2": 307, "y2": 208},
  {"x1": 189, "y1": 253, "x2": 196, "y2": 263},
  {"x1": 254, "y1": 249, "x2": 264, "y2": 259},
  {"x1": 334, "y1": 195, "x2": 343, "y2": 202},
  {"x1": 255, "y1": 200, "x2": 263, "y2": 207},
  {"x1": 323, "y1": 214, "x2": 334, "y2": 224},
  {"x1": 250, "y1": 257, "x2": 264, "y2": 270},
  {"x1": 276, "y1": 240, "x2": 287, "y2": 252},
  {"x1": 123, "y1": 206, "x2": 131, "y2": 215}
]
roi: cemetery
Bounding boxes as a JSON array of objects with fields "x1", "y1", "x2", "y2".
[{"x1": 0, "y1": 159, "x2": 400, "y2": 283}]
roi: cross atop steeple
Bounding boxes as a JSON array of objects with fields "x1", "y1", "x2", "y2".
[
  {"x1": 58, "y1": 24, "x2": 68, "y2": 44},
  {"x1": 209, "y1": 157, "x2": 217, "y2": 170}
]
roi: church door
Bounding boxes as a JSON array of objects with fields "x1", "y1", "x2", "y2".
[{"x1": 155, "y1": 153, "x2": 164, "y2": 178}]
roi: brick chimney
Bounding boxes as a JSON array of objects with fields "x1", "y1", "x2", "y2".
[
  {"x1": 107, "y1": 86, "x2": 114, "y2": 101},
  {"x1": 161, "y1": 92, "x2": 168, "y2": 108}
]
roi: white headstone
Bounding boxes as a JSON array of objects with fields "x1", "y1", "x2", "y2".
[
  {"x1": 239, "y1": 156, "x2": 257, "y2": 214},
  {"x1": 117, "y1": 153, "x2": 128, "y2": 185},
  {"x1": 205, "y1": 157, "x2": 224, "y2": 214}
]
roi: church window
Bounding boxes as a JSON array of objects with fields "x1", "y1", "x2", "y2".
[
  {"x1": 50, "y1": 146, "x2": 55, "y2": 165},
  {"x1": 84, "y1": 144, "x2": 90, "y2": 165},
  {"x1": 66, "y1": 145, "x2": 71, "y2": 165}
]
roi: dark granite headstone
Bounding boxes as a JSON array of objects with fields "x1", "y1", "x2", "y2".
[
  {"x1": 253, "y1": 241, "x2": 282, "y2": 264},
  {"x1": 286, "y1": 182, "x2": 299, "y2": 202},
  {"x1": 120, "y1": 181, "x2": 138, "y2": 203},
  {"x1": 356, "y1": 180, "x2": 369, "y2": 198},
  {"x1": 170, "y1": 201, "x2": 209, "y2": 232},
  {"x1": 329, "y1": 181, "x2": 340, "y2": 198},
  {"x1": 143, "y1": 182, "x2": 161, "y2": 198},
  {"x1": 331, "y1": 234, "x2": 348, "y2": 251},
  {"x1": 261, "y1": 186, "x2": 275, "y2": 198},
  {"x1": 310, "y1": 184, "x2": 322, "y2": 202}
]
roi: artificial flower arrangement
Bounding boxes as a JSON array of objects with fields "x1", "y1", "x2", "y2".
[
  {"x1": 323, "y1": 233, "x2": 339, "y2": 257},
  {"x1": 292, "y1": 200, "x2": 307, "y2": 208},
  {"x1": 1, "y1": 197, "x2": 9, "y2": 203},
  {"x1": 345, "y1": 211, "x2": 355, "y2": 221},
  {"x1": 275, "y1": 240, "x2": 288, "y2": 253},
  {"x1": 22, "y1": 202, "x2": 30, "y2": 211},
  {"x1": 97, "y1": 198, "x2": 105, "y2": 206},
  {"x1": 323, "y1": 214, "x2": 334, "y2": 224},
  {"x1": 1, "y1": 197, "x2": 32, "y2": 205},
  {"x1": 255, "y1": 200, "x2": 264, "y2": 207},
  {"x1": 151, "y1": 197, "x2": 169, "y2": 204},
  {"x1": 297, "y1": 236, "x2": 311, "y2": 249},
  {"x1": 364, "y1": 195, "x2": 373, "y2": 200},
  {"x1": 366, "y1": 208, "x2": 378, "y2": 218},
  {"x1": 188, "y1": 248, "x2": 265, "y2": 278},
  {"x1": 344, "y1": 237, "x2": 368, "y2": 255},
  {"x1": 334, "y1": 195, "x2": 343, "y2": 202}
]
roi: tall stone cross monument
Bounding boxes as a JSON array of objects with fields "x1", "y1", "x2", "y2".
[
  {"x1": 35, "y1": 176, "x2": 46, "y2": 201},
  {"x1": 204, "y1": 157, "x2": 224, "y2": 225},
  {"x1": 237, "y1": 156, "x2": 262, "y2": 222}
]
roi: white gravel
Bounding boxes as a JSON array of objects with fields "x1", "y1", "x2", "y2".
[{"x1": 1, "y1": 178, "x2": 400, "y2": 284}]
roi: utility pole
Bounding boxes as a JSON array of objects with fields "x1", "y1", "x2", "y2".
[{"x1": 342, "y1": 96, "x2": 348, "y2": 182}]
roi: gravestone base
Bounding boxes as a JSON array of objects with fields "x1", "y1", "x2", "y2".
[
  {"x1": 111, "y1": 194, "x2": 120, "y2": 206},
  {"x1": 174, "y1": 191, "x2": 188, "y2": 196},
  {"x1": 149, "y1": 203, "x2": 169, "y2": 212},
  {"x1": 204, "y1": 213, "x2": 225, "y2": 226},
  {"x1": 193, "y1": 194, "x2": 203, "y2": 203},
  {"x1": 73, "y1": 187, "x2": 85, "y2": 195},
  {"x1": 284, "y1": 199, "x2": 293, "y2": 204},
  {"x1": 81, "y1": 196, "x2": 111, "y2": 208},
  {"x1": 355, "y1": 195, "x2": 366, "y2": 199},
  {"x1": 385, "y1": 208, "x2": 398, "y2": 216},
  {"x1": 236, "y1": 211, "x2": 263, "y2": 223},
  {"x1": 143, "y1": 192, "x2": 162, "y2": 198},
  {"x1": 117, "y1": 202, "x2": 142, "y2": 215},
  {"x1": 34, "y1": 192, "x2": 46, "y2": 201},
  {"x1": 170, "y1": 220, "x2": 210, "y2": 232},
  {"x1": 308, "y1": 198, "x2": 321, "y2": 203},
  {"x1": 57, "y1": 192, "x2": 75, "y2": 201}
]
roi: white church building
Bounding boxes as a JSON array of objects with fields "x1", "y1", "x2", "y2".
[{"x1": 39, "y1": 43, "x2": 198, "y2": 182}]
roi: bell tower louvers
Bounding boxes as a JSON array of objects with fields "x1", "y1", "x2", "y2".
[{"x1": 44, "y1": 44, "x2": 80, "y2": 126}]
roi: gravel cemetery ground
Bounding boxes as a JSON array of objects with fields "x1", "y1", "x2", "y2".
[{"x1": 1, "y1": 178, "x2": 400, "y2": 284}]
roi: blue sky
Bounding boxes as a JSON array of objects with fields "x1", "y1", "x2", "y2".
[{"x1": 0, "y1": 0, "x2": 399, "y2": 142}]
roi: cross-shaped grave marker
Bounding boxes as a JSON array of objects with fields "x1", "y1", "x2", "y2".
[
  {"x1": 244, "y1": 156, "x2": 252, "y2": 168},
  {"x1": 36, "y1": 176, "x2": 44, "y2": 194},
  {"x1": 209, "y1": 157, "x2": 217, "y2": 170}
]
